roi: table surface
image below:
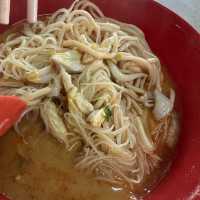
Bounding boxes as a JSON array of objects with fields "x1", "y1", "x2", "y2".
[{"x1": 156, "y1": 0, "x2": 200, "y2": 32}]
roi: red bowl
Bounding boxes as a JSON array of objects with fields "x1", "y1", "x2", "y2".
[{"x1": 0, "y1": 0, "x2": 200, "y2": 200}]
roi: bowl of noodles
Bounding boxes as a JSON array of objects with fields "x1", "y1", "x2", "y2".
[{"x1": 0, "y1": 0, "x2": 200, "y2": 200}]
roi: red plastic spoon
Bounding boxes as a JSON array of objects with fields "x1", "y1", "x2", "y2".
[{"x1": 0, "y1": 96, "x2": 27, "y2": 136}]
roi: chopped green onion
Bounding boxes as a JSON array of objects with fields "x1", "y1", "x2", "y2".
[{"x1": 104, "y1": 106, "x2": 112, "y2": 121}]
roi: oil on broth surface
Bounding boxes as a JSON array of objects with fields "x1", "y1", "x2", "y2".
[
  {"x1": 0, "y1": 113, "x2": 179, "y2": 200},
  {"x1": 0, "y1": 119, "x2": 130, "y2": 200}
]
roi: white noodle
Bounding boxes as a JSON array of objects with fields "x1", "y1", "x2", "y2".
[{"x1": 0, "y1": 0, "x2": 176, "y2": 191}]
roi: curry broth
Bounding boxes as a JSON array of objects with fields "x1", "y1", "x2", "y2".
[
  {"x1": 0, "y1": 113, "x2": 178, "y2": 200},
  {"x1": 0, "y1": 119, "x2": 130, "y2": 200}
]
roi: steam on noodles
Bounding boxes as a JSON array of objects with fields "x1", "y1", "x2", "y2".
[{"x1": 0, "y1": 0, "x2": 176, "y2": 190}]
